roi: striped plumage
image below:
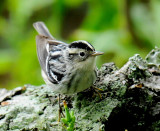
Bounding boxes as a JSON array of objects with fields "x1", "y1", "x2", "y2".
[{"x1": 33, "y1": 22, "x2": 103, "y2": 94}]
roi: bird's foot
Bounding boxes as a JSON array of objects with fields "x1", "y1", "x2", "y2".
[{"x1": 91, "y1": 86, "x2": 103, "y2": 99}]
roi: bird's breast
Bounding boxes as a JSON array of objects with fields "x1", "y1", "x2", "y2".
[{"x1": 59, "y1": 67, "x2": 97, "y2": 94}]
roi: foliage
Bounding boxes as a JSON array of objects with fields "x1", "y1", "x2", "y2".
[
  {"x1": 0, "y1": 0, "x2": 159, "y2": 89},
  {"x1": 61, "y1": 100, "x2": 75, "y2": 131}
]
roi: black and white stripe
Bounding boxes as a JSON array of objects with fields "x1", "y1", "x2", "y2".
[
  {"x1": 47, "y1": 45, "x2": 67, "y2": 84},
  {"x1": 69, "y1": 40, "x2": 95, "y2": 51}
]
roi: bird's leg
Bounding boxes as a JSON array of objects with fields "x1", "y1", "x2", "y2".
[
  {"x1": 91, "y1": 86, "x2": 103, "y2": 99},
  {"x1": 93, "y1": 87, "x2": 103, "y2": 91},
  {"x1": 58, "y1": 94, "x2": 65, "y2": 122},
  {"x1": 58, "y1": 94, "x2": 61, "y2": 122}
]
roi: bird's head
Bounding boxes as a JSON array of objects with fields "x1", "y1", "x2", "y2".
[{"x1": 67, "y1": 40, "x2": 103, "y2": 68}]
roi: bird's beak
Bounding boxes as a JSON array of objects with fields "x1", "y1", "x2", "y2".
[{"x1": 91, "y1": 51, "x2": 104, "y2": 56}]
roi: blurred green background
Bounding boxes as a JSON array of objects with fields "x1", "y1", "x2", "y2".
[{"x1": 0, "y1": 0, "x2": 159, "y2": 89}]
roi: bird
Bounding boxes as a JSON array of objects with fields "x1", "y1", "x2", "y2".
[
  {"x1": 33, "y1": 21, "x2": 103, "y2": 121},
  {"x1": 33, "y1": 21, "x2": 103, "y2": 95}
]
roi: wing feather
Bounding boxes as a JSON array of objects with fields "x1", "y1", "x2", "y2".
[
  {"x1": 33, "y1": 21, "x2": 68, "y2": 84},
  {"x1": 35, "y1": 35, "x2": 48, "y2": 72},
  {"x1": 35, "y1": 36, "x2": 64, "y2": 83}
]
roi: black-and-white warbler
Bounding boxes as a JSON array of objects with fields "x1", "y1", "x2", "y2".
[{"x1": 33, "y1": 21, "x2": 103, "y2": 95}]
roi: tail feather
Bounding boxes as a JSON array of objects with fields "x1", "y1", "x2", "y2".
[{"x1": 33, "y1": 21, "x2": 54, "y2": 39}]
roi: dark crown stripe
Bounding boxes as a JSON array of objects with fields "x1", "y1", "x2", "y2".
[{"x1": 69, "y1": 41, "x2": 95, "y2": 51}]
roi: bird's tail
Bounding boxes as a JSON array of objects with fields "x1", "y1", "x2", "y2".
[{"x1": 33, "y1": 21, "x2": 54, "y2": 39}]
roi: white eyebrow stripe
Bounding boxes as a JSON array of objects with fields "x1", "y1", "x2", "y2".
[{"x1": 68, "y1": 48, "x2": 79, "y2": 54}]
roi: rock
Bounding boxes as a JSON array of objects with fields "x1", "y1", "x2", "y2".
[{"x1": 0, "y1": 48, "x2": 160, "y2": 131}]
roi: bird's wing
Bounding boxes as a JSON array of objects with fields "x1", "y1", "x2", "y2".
[
  {"x1": 36, "y1": 35, "x2": 67, "y2": 84},
  {"x1": 33, "y1": 21, "x2": 66, "y2": 83},
  {"x1": 47, "y1": 43, "x2": 68, "y2": 84}
]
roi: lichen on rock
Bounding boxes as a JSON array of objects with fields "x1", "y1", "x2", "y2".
[
  {"x1": 146, "y1": 47, "x2": 160, "y2": 67},
  {"x1": 0, "y1": 47, "x2": 160, "y2": 131}
]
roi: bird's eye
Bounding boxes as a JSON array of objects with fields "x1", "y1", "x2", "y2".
[{"x1": 79, "y1": 52, "x2": 85, "y2": 57}]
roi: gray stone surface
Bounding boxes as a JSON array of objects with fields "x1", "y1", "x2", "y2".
[{"x1": 0, "y1": 48, "x2": 160, "y2": 131}]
